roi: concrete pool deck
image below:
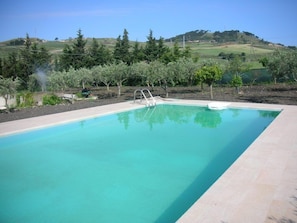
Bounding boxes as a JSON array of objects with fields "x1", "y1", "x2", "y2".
[{"x1": 0, "y1": 99, "x2": 296, "y2": 222}]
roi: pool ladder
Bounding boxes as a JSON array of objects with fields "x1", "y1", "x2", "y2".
[{"x1": 133, "y1": 88, "x2": 156, "y2": 107}]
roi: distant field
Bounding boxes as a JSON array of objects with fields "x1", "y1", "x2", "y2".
[
  {"x1": 37, "y1": 38, "x2": 119, "y2": 55},
  {"x1": 193, "y1": 43, "x2": 272, "y2": 55},
  {"x1": 0, "y1": 45, "x2": 20, "y2": 57},
  {"x1": 185, "y1": 42, "x2": 275, "y2": 69},
  {"x1": 187, "y1": 42, "x2": 273, "y2": 56},
  {"x1": 0, "y1": 38, "x2": 119, "y2": 58}
]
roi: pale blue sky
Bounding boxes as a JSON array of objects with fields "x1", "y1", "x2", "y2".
[{"x1": 1, "y1": 0, "x2": 296, "y2": 46}]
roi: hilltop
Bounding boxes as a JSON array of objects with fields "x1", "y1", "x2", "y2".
[{"x1": 165, "y1": 29, "x2": 280, "y2": 46}]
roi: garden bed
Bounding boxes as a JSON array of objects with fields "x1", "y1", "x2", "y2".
[{"x1": 0, "y1": 83, "x2": 296, "y2": 123}]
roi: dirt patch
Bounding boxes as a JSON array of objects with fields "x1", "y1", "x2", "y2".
[{"x1": 0, "y1": 84, "x2": 296, "y2": 123}]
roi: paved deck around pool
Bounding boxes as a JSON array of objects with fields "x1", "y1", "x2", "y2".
[{"x1": 1, "y1": 99, "x2": 297, "y2": 223}]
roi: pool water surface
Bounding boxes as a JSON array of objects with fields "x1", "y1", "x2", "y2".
[{"x1": 0, "y1": 104, "x2": 279, "y2": 222}]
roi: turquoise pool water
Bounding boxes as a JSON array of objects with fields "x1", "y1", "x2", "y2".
[{"x1": 0, "y1": 104, "x2": 279, "y2": 223}]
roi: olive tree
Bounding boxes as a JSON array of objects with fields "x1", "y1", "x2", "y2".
[
  {"x1": 47, "y1": 68, "x2": 80, "y2": 91},
  {"x1": 172, "y1": 58, "x2": 199, "y2": 86},
  {"x1": 287, "y1": 50, "x2": 297, "y2": 81},
  {"x1": 147, "y1": 61, "x2": 172, "y2": 97},
  {"x1": 266, "y1": 50, "x2": 297, "y2": 83},
  {"x1": 167, "y1": 60, "x2": 185, "y2": 87},
  {"x1": 196, "y1": 64, "x2": 223, "y2": 99},
  {"x1": 110, "y1": 62, "x2": 130, "y2": 97},
  {"x1": 0, "y1": 76, "x2": 20, "y2": 109},
  {"x1": 130, "y1": 62, "x2": 149, "y2": 86},
  {"x1": 47, "y1": 70, "x2": 69, "y2": 91},
  {"x1": 91, "y1": 65, "x2": 103, "y2": 88},
  {"x1": 75, "y1": 67, "x2": 93, "y2": 89},
  {"x1": 267, "y1": 51, "x2": 285, "y2": 84},
  {"x1": 228, "y1": 55, "x2": 249, "y2": 93},
  {"x1": 145, "y1": 61, "x2": 162, "y2": 89},
  {"x1": 92, "y1": 65, "x2": 114, "y2": 91}
]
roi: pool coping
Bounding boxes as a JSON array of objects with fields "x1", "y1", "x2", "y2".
[{"x1": 1, "y1": 99, "x2": 297, "y2": 222}]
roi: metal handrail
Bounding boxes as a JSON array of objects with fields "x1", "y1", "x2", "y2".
[{"x1": 134, "y1": 88, "x2": 156, "y2": 107}]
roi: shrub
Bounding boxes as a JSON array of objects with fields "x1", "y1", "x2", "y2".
[
  {"x1": 42, "y1": 94, "x2": 63, "y2": 105},
  {"x1": 231, "y1": 75, "x2": 243, "y2": 88},
  {"x1": 16, "y1": 92, "x2": 35, "y2": 107}
]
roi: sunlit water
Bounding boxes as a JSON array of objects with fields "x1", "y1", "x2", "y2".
[{"x1": 0, "y1": 104, "x2": 279, "y2": 223}]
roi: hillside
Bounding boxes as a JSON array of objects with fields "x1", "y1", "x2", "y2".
[
  {"x1": 0, "y1": 37, "x2": 120, "y2": 58},
  {"x1": 0, "y1": 30, "x2": 279, "y2": 68},
  {"x1": 165, "y1": 29, "x2": 274, "y2": 45}
]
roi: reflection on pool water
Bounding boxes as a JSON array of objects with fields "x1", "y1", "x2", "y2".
[{"x1": 0, "y1": 104, "x2": 279, "y2": 223}]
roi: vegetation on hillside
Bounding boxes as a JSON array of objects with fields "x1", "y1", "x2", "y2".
[
  {"x1": 166, "y1": 29, "x2": 295, "y2": 47},
  {"x1": 0, "y1": 28, "x2": 296, "y2": 110}
]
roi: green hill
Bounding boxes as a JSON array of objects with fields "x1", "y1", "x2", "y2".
[
  {"x1": 166, "y1": 29, "x2": 272, "y2": 45},
  {"x1": 163, "y1": 29, "x2": 282, "y2": 68}
]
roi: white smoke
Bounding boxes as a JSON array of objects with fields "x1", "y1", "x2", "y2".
[{"x1": 36, "y1": 69, "x2": 47, "y2": 92}]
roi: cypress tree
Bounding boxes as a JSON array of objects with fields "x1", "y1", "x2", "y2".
[
  {"x1": 59, "y1": 29, "x2": 87, "y2": 71},
  {"x1": 72, "y1": 29, "x2": 87, "y2": 69},
  {"x1": 144, "y1": 30, "x2": 158, "y2": 62},
  {"x1": 113, "y1": 29, "x2": 131, "y2": 64}
]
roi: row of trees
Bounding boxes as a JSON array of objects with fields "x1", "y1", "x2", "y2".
[
  {"x1": 48, "y1": 56, "x2": 250, "y2": 100},
  {"x1": 0, "y1": 29, "x2": 192, "y2": 91},
  {"x1": 59, "y1": 29, "x2": 192, "y2": 70},
  {"x1": 48, "y1": 58, "x2": 200, "y2": 98}
]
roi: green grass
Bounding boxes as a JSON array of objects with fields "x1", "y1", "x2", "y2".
[
  {"x1": 0, "y1": 38, "x2": 119, "y2": 57},
  {"x1": 0, "y1": 45, "x2": 21, "y2": 58},
  {"x1": 186, "y1": 42, "x2": 274, "y2": 69},
  {"x1": 189, "y1": 42, "x2": 273, "y2": 56}
]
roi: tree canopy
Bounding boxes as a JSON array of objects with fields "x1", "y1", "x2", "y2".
[
  {"x1": 196, "y1": 63, "x2": 223, "y2": 99},
  {"x1": 0, "y1": 76, "x2": 20, "y2": 109},
  {"x1": 264, "y1": 50, "x2": 297, "y2": 83}
]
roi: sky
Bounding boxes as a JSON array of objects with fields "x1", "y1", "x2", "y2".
[{"x1": 0, "y1": 0, "x2": 297, "y2": 46}]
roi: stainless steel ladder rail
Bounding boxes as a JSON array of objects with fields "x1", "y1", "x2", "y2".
[
  {"x1": 134, "y1": 88, "x2": 156, "y2": 107},
  {"x1": 141, "y1": 88, "x2": 156, "y2": 107}
]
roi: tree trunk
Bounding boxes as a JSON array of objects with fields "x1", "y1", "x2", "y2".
[
  {"x1": 4, "y1": 96, "x2": 9, "y2": 108},
  {"x1": 210, "y1": 84, "x2": 213, "y2": 99},
  {"x1": 4, "y1": 95, "x2": 9, "y2": 112},
  {"x1": 117, "y1": 82, "x2": 121, "y2": 97},
  {"x1": 200, "y1": 82, "x2": 204, "y2": 90}
]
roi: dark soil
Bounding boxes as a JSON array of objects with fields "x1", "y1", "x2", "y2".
[{"x1": 1, "y1": 84, "x2": 296, "y2": 123}]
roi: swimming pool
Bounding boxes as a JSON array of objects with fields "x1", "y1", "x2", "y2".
[{"x1": 0, "y1": 104, "x2": 279, "y2": 222}]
